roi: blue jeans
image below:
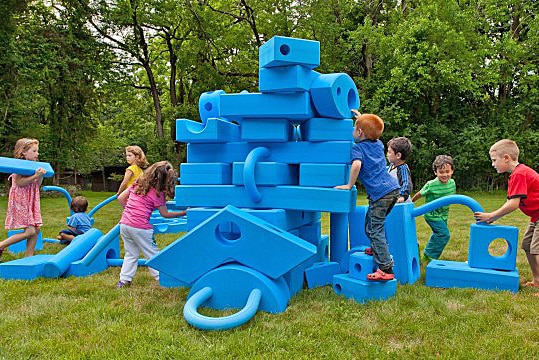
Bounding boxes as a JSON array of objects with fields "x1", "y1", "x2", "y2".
[
  {"x1": 424, "y1": 219, "x2": 450, "y2": 259},
  {"x1": 365, "y1": 190, "x2": 398, "y2": 271}
]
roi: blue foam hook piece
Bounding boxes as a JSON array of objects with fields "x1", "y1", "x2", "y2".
[
  {"x1": 183, "y1": 287, "x2": 262, "y2": 331},
  {"x1": 88, "y1": 195, "x2": 118, "y2": 217},
  {"x1": 43, "y1": 186, "x2": 73, "y2": 214},
  {"x1": 411, "y1": 194, "x2": 484, "y2": 218},
  {"x1": 243, "y1": 147, "x2": 270, "y2": 203}
]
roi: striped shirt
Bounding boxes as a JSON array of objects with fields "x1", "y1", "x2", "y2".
[
  {"x1": 388, "y1": 163, "x2": 413, "y2": 202},
  {"x1": 420, "y1": 178, "x2": 456, "y2": 221}
]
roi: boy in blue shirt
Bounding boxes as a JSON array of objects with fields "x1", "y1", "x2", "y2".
[
  {"x1": 335, "y1": 110, "x2": 399, "y2": 281},
  {"x1": 57, "y1": 196, "x2": 92, "y2": 245}
]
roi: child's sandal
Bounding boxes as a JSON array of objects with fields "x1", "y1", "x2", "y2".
[
  {"x1": 364, "y1": 247, "x2": 373, "y2": 256},
  {"x1": 367, "y1": 269, "x2": 394, "y2": 281}
]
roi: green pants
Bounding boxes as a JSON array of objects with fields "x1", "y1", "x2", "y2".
[{"x1": 424, "y1": 219, "x2": 450, "y2": 259}]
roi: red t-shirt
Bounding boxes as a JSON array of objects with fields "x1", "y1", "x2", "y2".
[{"x1": 507, "y1": 164, "x2": 539, "y2": 222}]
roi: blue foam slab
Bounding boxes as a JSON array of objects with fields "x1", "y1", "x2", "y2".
[
  {"x1": 241, "y1": 118, "x2": 291, "y2": 142},
  {"x1": 176, "y1": 118, "x2": 239, "y2": 143},
  {"x1": 0, "y1": 254, "x2": 54, "y2": 280},
  {"x1": 198, "y1": 90, "x2": 226, "y2": 125},
  {"x1": 159, "y1": 272, "x2": 191, "y2": 288},
  {"x1": 332, "y1": 274, "x2": 397, "y2": 304},
  {"x1": 187, "y1": 141, "x2": 353, "y2": 164},
  {"x1": 0, "y1": 157, "x2": 54, "y2": 177},
  {"x1": 147, "y1": 205, "x2": 316, "y2": 283},
  {"x1": 301, "y1": 118, "x2": 353, "y2": 142},
  {"x1": 348, "y1": 206, "x2": 369, "y2": 248},
  {"x1": 310, "y1": 73, "x2": 360, "y2": 119},
  {"x1": 259, "y1": 66, "x2": 319, "y2": 93},
  {"x1": 152, "y1": 218, "x2": 188, "y2": 234},
  {"x1": 7, "y1": 230, "x2": 43, "y2": 253},
  {"x1": 468, "y1": 223, "x2": 518, "y2": 271},
  {"x1": 426, "y1": 260, "x2": 520, "y2": 293},
  {"x1": 180, "y1": 163, "x2": 232, "y2": 185},
  {"x1": 299, "y1": 163, "x2": 350, "y2": 187},
  {"x1": 187, "y1": 263, "x2": 290, "y2": 313},
  {"x1": 297, "y1": 221, "x2": 321, "y2": 245},
  {"x1": 305, "y1": 261, "x2": 341, "y2": 288},
  {"x1": 232, "y1": 162, "x2": 298, "y2": 186},
  {"x1": 284, "y1": 255, "x2": 317, "y2": 296},
  {"x1": 175, "y1": 185, "x2": 357, "y2": 213},
  {"x1": 219, "y1": 92, "x2": 314, "y2": 121},
  {"x1": 259, "y1": 36, "x2": 320, "y2": 69},
  {"x1": 348, "y1": 252, "x2": 377, "y2": 281}
]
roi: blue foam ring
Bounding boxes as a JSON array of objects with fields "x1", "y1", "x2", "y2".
[
  {"x1": 88, "y1": 194, "x2": 118, "y2": 217},
  {"x1": 199, "y1": 90, "x2": 226, "y2": 125},
  {"x1": 243, "y1": 147, "x2": 270, "y2": 203},
  {"x1": 183, "y1": 286, "x2": 262, "y2": 331},
  {"x1": 411, "y1": 194, "x2": 484, "y2": 218},
  {"x1": 43, "y1": 186, "x2": 73, "y2": 214}
]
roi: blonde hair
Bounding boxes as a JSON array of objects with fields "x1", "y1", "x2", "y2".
[
  {"x1": 356, "y1": 114, "x2": 384, "y2": 140},
  {"x1": 490, "y1": 139, "x2": 519, "y2": 161},
  {"x1": 14, "y1": 138, "x2": 39, "y2": 159},
  {"x1": 135, "y1": 161, "x2": 177, "y2": 199},
  {"x1": 126, "y1": 145, "x2": 149, "y2": 168}
]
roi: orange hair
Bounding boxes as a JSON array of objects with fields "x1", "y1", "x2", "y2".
[
  {"x1": 14, "y1": 138, "x2": 39, "y2": 159},
  {"x1": 357, "y1": 114, "x2": 384, "y2": 140}
]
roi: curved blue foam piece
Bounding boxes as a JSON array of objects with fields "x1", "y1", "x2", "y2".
[
  {"x1": 0, "y1": 157, "x2": 54, "y2": 178},
  {"x1": 310, "y1": 73, "x2": 360, "y2": 118},
  {"x1": 184, "y1": 287, "x2": 262, "y2": 331},
  {"x1": 79, "y1": 224, "x2": 121, "y2": 265},
  {"x1": 88, "y1": 194, "x2": 117, "y2": 217},
  {"x1": 199, "y1": 90, "x2": 226, "y2": 125},
  {"x1": 411, "y1": 194, "x2": 484, "y2": 218},
  {"x1": 43, "y1": 186, "x2": 73, "y2": 213},
  {"x1": 176, "y1": 118, "x2": 239, "y2": 143},
  {"x1": 243, "y1": 147, "x2": 270, "y2": 203}
]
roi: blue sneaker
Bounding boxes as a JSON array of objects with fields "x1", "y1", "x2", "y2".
[{"x1": 116, "y1": 280, "x2": 131, "y2": 288}]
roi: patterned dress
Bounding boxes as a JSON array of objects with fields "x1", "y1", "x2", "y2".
[{"x1": 4, "y1": 174, "x2": 42, "y2": 229}]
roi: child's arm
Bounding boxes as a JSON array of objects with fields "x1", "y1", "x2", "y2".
[
  {"x1": 157, "y1": 206, "x2": 187, "y2": 218},
  {"x1": 117, "y1": 169, "x2": 134, "y2": 196},
  {"x1": 474, "y1": 198, "x2": 520, "y2": 224},
  {"x1": 117, "y1": 188, "x2": 130, "y2": 208},
  {"x1": 411, "y1": 192, "x2": 422, "y2": 202},
  {"x1": 13, "y1": 168, "x2": 47, "y2": 187},
  {"x1": 334, "y1": 160, "x2": 361, "y2": 190}
]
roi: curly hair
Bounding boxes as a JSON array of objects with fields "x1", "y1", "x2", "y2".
[
  {"x1": 388, "y1": 137, "x2": 412, "y2": 160},
  {"x1": 14, "y1": 138, "x2": 39, "y2": 159},
  {"x1": 134, "y1": 161, "x2": 177, "y2": 199},
  {"x1": 432, "y1": 155, "x2": 454, "y2": 172},
  {"x1": 357, "y1": 114, "x2": 384, "y2": 140},
  {"x1": 126, "y1": 145, "x2": 149, "y2": 168}
]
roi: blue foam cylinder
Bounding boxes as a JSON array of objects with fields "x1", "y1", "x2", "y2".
[
  {"x1": 330, "y1": 212, "x2": 348, "y2": 271},
  {"x1": 79, "y1": 224, "x2": 120, "y2": 266},
  {"x1": 310, "y1": 73, "x2": 360, "y2": 119},
  {"x1": 412, "y1": 194, "x2": 484, "y2": 218}
]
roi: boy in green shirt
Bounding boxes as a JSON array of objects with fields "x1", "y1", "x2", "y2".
[{"x1": 412, "y1": 155, "x2": 456, "y2": 261}]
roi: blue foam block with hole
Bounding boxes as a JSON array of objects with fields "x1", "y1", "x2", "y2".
[
  {"x1": 301, "y1": 118, "x2": 353, "y2": 142},
  {"x1": 7, "y1": 230, "x2": 43, "y2": 253},
  {"x1": 348, "y1": 252, "x2": 377, "y2": 281},
  {"x1": 176, "y1": 118, "x2": 239, "y2": 143},
  {"x1": 299, "y1": 163, "x2": 350, "y2": 187},
  {"x1": 310, "y1": 73, "x2": 360, "y2": 119},
  {"x1": 198, "y1": 90, "x2": 226, "y2": 125},
  {"x1": 259, "y1": 66, "x2": 319, "y2": 93},
  {"x1": 468, "y1": 223, "x2": 518, "y2": 271},
  {"x1": 0, "y1": 254, "x2": 54, "y2": 280},
  {"x1": 241, "y1": 118, "x2": 291, "y2": 142},
  {"x1": 180, "y1": 163, "x2": 232, "y2": 185},
  {"x1": 0, "y1": 157, "x2": 54, "y2": 177},
  {"x1": 305, "y1": 261, "x2": 341, "y2": 288},
  {"x1": 232, "y1": 162, "x2": 297, "y2": 186},
  {"x1": 332, "y1": 274, "x2": 397, "y2": 303},
  {"x1": 259, "y1": 36, "x2": 320, "y2": 69},
  {"x1": 425, "y1": 259, "x2": 519, "y2": 293},
  {"x1": 147, "y1": 205, "x2": 316, "y2": 283}
]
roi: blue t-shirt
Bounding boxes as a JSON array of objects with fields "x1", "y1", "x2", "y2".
[
  {"x1": 67, "y1": 212, "x2": 92, "y2": 233},
  {"x1": 350, "y1": 139, "x2": 399, "y2": 201}
]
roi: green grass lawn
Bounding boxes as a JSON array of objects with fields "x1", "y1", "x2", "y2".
[{"x1": 1, "y1": 191, "x2": 538, "y2": 358}]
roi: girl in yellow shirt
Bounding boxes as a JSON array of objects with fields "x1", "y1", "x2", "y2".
[{"x1": 117, "y1": 145, "x2": 149, "y2": 195}]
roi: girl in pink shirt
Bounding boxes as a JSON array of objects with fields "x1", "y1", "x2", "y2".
[{"x1": 116, "y1": 161, "x2": 186, "y2": 288}]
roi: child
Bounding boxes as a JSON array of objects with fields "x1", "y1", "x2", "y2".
[
  {"x1": 412, "y1": 155, "x2": 456, "y2": 261},
  {"x1": 116, "y1": 145, "x2": 149, "y2": 196},
  {"x1": 57, "y1": 196, "x2": 92, "y2": 245},
  {"x1": 0, "y1": 138, "x2": 47, "y2": 259},
  {"x1": 474, "y1": 139, "x2": 539, "y2": 289},
  {"x1": 387, "y1": 137, "x2": 413, "y2": 203},
  {"x1": 116, "y1": 161, "x2": 186, "y2": 288},
  {"x1": 335, "y1": 110, "x2": 399, "y2": 281}
]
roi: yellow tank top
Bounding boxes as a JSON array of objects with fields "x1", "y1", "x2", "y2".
[{"x1": 126, "y1": 165, "x2": 143, "y2": 187}]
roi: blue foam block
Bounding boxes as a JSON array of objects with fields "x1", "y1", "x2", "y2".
[
  {"x1": 258, "y1": 66, "x2": 319, "y2": 93},
  {"x1": 232, "y1": 162, "x2": 298, "y2": 186},
  {"x1": 305, "y1": 261, "x2": 341, "y2": 288},
  {"x1": 176, "y1": 185, "x2": 357, "y2": 213},
  {"x1": 147, "y1": 205, "x2": 316, "y2": 283},
  {"x1": 0, "y1": 254, "x2": 54, "y2": 280},
  {"x1": 187, "y1": 141, "x2": 353, "y2": 165},
  {"x1": 7, "y1": 230, "x2": 43, "y2": 253},
  {"x1": 299, "y1": 163, "x2": 350, "y2": 187},
  {"x1": 297, "y1": 221, "x2": 321, "y2": 245},
  {"x1": 332, "y1": 274, "x2": 397, "y2": 303},
  {"x1": 317, "y1": 235, "x2": 329, "y2": 262},
  {"x1": 259, "y1": 36, "x2": 320, "y2": 69},
  {"x1": 330, "y1": 212, "x2": 349, "y2": 269},
  {"x1": 426, "y1": 259, "x2": 520, "y2": 293},
  {"x1": 241, "y1": 118, "x2": 291, "y2": 142},
  {"x1": 310, "y1": 73, "x2": 360, "y2": 119},
  {"x1": 348, "y1": 252, "x2": 377, "y2": 281},
  {"x1": 0, "y1": 157, "x2": 54, "y2": 177},
  {"x1": 219, "y1": 92, "x2": 314, "y2": 121},
  {"x1": 198, "y1": 90, "x2": 226, "y2": 125},
  {"x1": 284, "y1": 255, "x2": 317, "y2": 296},
  {"x1": 180, "y1": 163, "x2": 232, "y2": 185},
  {"x1": 176, "y1": 118, "x2": 239, "y2": 143},
  {"x1": 301, "y1": 117, "x2": 353, "y2": 142},
  {"x1": 348, "y1": 206, "x2": 369, "y2": 248},
  {"x1": 468, "y1": 223, "x2": 518, "y2": 271}
]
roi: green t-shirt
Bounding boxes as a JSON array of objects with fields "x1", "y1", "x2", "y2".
[{"x1": 420, "y1": 178, "x2": 456, "y2": 221}]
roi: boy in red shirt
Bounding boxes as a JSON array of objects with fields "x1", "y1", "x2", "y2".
[{"x1": 474, "y1": 139, "x2": 539, "y2": 291}]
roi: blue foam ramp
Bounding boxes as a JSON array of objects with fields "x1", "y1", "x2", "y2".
[
  {"x1": 0, "y1": 254, "x2": 54, "y2": 280},
  {"x1": 332, "y1": 274, "x2": 397, "y2": 303},
  {"x1": 299, "y1": 163, "x2": 350, "y2": 187},
  {"x1": 302, "y1": 118, "x2": 353, "y2": 142},
  {"x1": 232, "y1": 162, "x2": 298, "y2": 186},
  {"x1": 241, "y1": 118, "x2": 291, "y2": 142},
  {"x1": 198, "y1": 90, "x2": 226, "y2": 125},
  {"x1": 187, "y1": 141, "x2": 353, "y2": 164},
  {"x1": 180, "y1": 163, "x2": 232, "y2": 185},
  {"x1": 0, "y1": 157, "x2": 54, "y2": 177},
  {"x1": 310, "y1": 73, "x2": 360, "y2": 119},
  {"x1": 147, "y1": 205, "x2": 316, "y2": 283},
  {"x1": 159, "y1": 272, "x2": 191, "y2": 288},
  {"x1": 259, "y1": 36, "x2": 320, "y2": 69},
  {"x1": 305, "y1": 262, "x2": 341, "y2": 288},
  {"x1": 176, "y1": 118, "x2": 239, "y2": 143},
  {"x1": 259, "y1": 66, "x2": 319, "y2": 93},
  {"x1": 468, "y1": 223, "x2": 518, "y2": 271},
  {"x1": 426, "y1": 260, "x2": 519, "y2": 293},
  {"x1": 176, "y1": 185, "x2": 357, "y2": 213},
  {"x1": 7, "y1": 230, "x2": 43, "y2": 253},
  {"x1": 219, "y1": 92, "x2": 314, "y2": 121}
]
